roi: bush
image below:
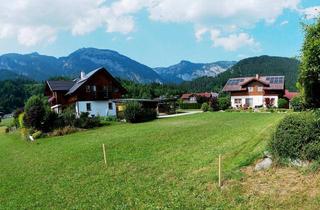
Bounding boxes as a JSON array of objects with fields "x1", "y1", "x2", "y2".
[
  {"x1": 50, "y1": 126, "x2": 79, "y2": 137},
  {"x1": 270, "y1": 112, "x2": 320, "y2": 161},
  {"x1": 218, "y1": 96, "x2": 231, "y2": 110},
  {"x1": 201, "y1": 103, "x2": 209, "y2": 112},
  {"x1": 13, "y1": 108, "x2": 24, "y2": 127},
  {"x1": 209, "y1": 97, "x2": 219, "y2": 111},
  {"x1": 124, "y1": 101, "x2": 157, "y2": 123},
  {"x1": 74, "y1": 112, "x2": 101, "y2": 129},
  {"x1": 290, "y1": 95, "x2": 304, "y2": 112},
  {"x1": 61, "y1": 106, "x2": 76, "y2": 126},
  {"x1": 179, "y1": 103, "x2": 202, "y2": 109},
  {"x1": 278, "y1": 98, "x2": 289, "y2": 109},
  {"x1": 32, "y1": 130, "x2": 43, "y2": 139},
  {"x1": 23, "y1": 96, "x2": 46, "y2": 130},
  {"x1": 42, "y1": 111, "x2": 60, "y2": 132},
  {"x1": 18, "y1": 112, "x2": 25, "y2": 128}
]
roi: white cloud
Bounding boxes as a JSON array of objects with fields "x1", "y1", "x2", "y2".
[
  {"x1": 280, "y1": 20, "x2": 289, "y2": 26},
  {"x1": 17, "y1": 26, "x2": 56, "y2": 46},
  {"x1": 209, "y1": 30, "x2": 260, "y2": 51},
  {"x1": 195, "y1": 27, "x2": 209, "y2": 42},
  {"x1": 0, "y1": 0, "x2": 312, "y2": 49},
  {"x1": 0, "y1": 0, "x2": 137, "y2": 46},
  {"x1": 301, "y1": 6, "x2": 320, "y2": 19}
]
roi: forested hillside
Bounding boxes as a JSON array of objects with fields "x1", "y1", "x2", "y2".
[
  {"x1": 182, "y1": 56, "x2": 299, "y2": 92},
  {"x1": 0, "y1": 80, "x2": 43, "y2": 114}
]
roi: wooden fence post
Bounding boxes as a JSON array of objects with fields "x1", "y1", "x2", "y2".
[
  {"x1": 102, "y1": 144, "x2": 107, "y2": 166},
  {"x1": 218, "y1": 154, "x2": 222, "y2": 187}
]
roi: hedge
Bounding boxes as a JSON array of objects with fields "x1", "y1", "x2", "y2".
[{"x1": 179, "y1": 103, "x2": 202, "y2": 109}]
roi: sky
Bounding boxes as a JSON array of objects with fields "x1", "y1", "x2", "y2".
[{"x1": 0, "y1": 0, "x2": 319, "y2": 67}]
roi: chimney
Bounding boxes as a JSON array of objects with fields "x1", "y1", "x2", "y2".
[
  {"x1": 80, "y1": 71, "x2": 86, "y2": 79},
  {"x1": 256, "y1": 74, "x2": 260, "y2": 79}
]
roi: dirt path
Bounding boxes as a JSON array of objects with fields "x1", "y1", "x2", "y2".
[{"x1": 157, "y1": 110, "x2": 203, "y2": 119}]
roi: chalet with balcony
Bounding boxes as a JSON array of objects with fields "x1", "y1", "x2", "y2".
[
  {"x1": 222, "y1": 74, "x2": 285, "y2": 108},
  {"x1": 45, "y1": 67, "x2": 127, "y2": 117}
]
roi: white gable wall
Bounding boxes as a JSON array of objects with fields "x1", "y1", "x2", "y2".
[{"x1": 75, "y1": 101, "x2": 116, "y2": 117}]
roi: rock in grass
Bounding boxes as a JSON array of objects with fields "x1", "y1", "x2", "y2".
[
  {"x1": 290, "y1": 159, "x2": 309, "y2": 167},
  {"x1": 254, "y1": 157, "x2": 272, "y2": 171}
]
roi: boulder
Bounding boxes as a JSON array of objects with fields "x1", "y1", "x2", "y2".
[{"x1": 254, "y1": 157, "x2": 272, "y2": 171}]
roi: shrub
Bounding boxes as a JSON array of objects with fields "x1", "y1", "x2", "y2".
[
  {"x1": 218, "y1": 96, "x2": 231, "y2": 110},
  {"x1": 278, "y1": 98, "x2": 289, "y2": 109},
  {"x1": 61, "y1": 106, "x2": 76, "y2": 126},
  {"x1": 74, "y1": 112, "x2": 101, "y2": 129},
  {"x1": 23, "y1": 96, "x2": 46, "y2": 130},
  {"x1": 291, "y1": 95, "x2": 305, "y2": 112},
  {"x1": 42, "y1": 111, "x2": 60, "y2": 132},
  {"x1": 209, "y1": 97, "x2": 219, "y2": 111},
  {"x1": 124, "y1": 101, "x2": 157, "y2": 123},
  {"x1": 124, "y1": 101, "x2": 140, "y2": 122},
  {"x1": 179, "y1": 103, "x2": 202, "y2": 109},
  {"x1": 50, "y1": 126, "x2": 79, "y2": 137},
  {"x1": 32, "y1": 130, "x2": 43, "y2": 139},
  {"x1": 201, "y1": 102, "x2": 209, "y2": 112},
  {"x1": 18, "y1": 112, "x2": 25, "y2": 128},
  {"x1": 13, "y1": 108, "x2": 24, "y2": 127},
  {"x1": 270, "y1": 112, "x2": 320, "y2": 161}
]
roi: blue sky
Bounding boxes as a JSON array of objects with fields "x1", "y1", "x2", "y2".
[{"x1": 0, "y1": 0, "x2": 319, "y2": 67}]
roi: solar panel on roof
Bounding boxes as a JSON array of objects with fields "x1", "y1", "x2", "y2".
[{"x1": 264, "y1": 76, "x2": 284, "y2": 84}]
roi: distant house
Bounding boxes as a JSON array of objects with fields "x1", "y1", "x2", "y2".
[
  {"x1": 181, "y1": 92, "x2": 218, "y2": 103},
  {"x1": 222, "y1": 74, "x2": 286, "y2": 108},
  {"x1": 44, "y1": 67, "x2": 127, "y2": 117},
  {"x1": 284, "y1": 89, "x2": 299, "y2": 101}
]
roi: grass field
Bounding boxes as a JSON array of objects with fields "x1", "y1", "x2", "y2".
[{"x1": 0, "y1": 112, "x2": 288, "y2": 209}]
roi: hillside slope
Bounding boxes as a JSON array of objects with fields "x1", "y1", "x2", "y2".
[
  {"x1": 0, "y1": 69, "x2": 29, "y2": 81},
  {"x1": 181, "y1": 56, "x2": 300, "y2": 92}
]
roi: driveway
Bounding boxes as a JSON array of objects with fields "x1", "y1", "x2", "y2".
[{"x1": 157, "y1": 110, "x2": 203, "y2": 119}]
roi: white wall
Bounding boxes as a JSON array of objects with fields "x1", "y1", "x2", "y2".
[
  {"x1": 75, "y1": 101, "x2": 116, "y2": 117},
  {"x1": 231, "y1": 96, "x2": 278, "y2": 108}
]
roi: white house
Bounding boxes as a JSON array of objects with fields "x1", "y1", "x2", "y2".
[
  {"x1": 45, "y1": 67, "x2": 127, "y2": 117},
  {"x1": 222, "y1": 74, "x2": 285, "y2": 108}
]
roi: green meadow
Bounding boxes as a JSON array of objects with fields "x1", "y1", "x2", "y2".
[{"x1": 0, "y1": 112, "x2": 286, "y2": 209}]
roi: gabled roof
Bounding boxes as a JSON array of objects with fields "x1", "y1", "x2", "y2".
[
  {"x1": 46, "y1": 80, "x2": 75, "y2": 91},
  {"x1": 66, "y1": 67, "x2": 127, "y2": 95},
  {"x1": 223, "y1": 75, "x2": 285, "y2": 92}
]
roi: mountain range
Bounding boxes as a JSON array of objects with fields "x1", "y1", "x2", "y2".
[
  {"x1": 154, "y1": 60, "x2": 236, "y2": 83},
  {"x1": 0, "y1": 48, "x2": 234, "y2": 83}
]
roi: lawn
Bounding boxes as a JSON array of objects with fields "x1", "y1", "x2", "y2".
[{"x1": 0, "y1": 112, "x2": 285, "y2": 209}]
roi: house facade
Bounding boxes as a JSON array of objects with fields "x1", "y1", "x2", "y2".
[
  {"x1": 45, "y1": 67, "x2": 127, "y2": 117},
  {"x1": 222, "y1": 74, "x2": 285, "y2": 108},
  {"x1": 180, "y1": 92, "x2": 218, "y2": 103}
]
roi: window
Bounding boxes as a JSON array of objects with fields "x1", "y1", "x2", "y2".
[
  {"x1": 245, "y1": 98, "x2": 253, "y2": 107},
  {"x1": 248, "y1": 87, "x2": 254, "y2": 92},
  {"x1": 108, "y1": 102, "x2": 113, "y2": 110},
  {"x1": 86, "y1": 85, "x2": 90, "y2": 92},
  {"x1": 257, "y1": 86, "x2": 263, "y2": 92},
  {"x1": 92, "y1": 85, "x2": 96, "y2": 92},
  {"x1": 234, "y1": 98, "x2": 242, "y2": 104},
  {"x1": 86, "y1": 103, "x2": 91, "y2": 111}
]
